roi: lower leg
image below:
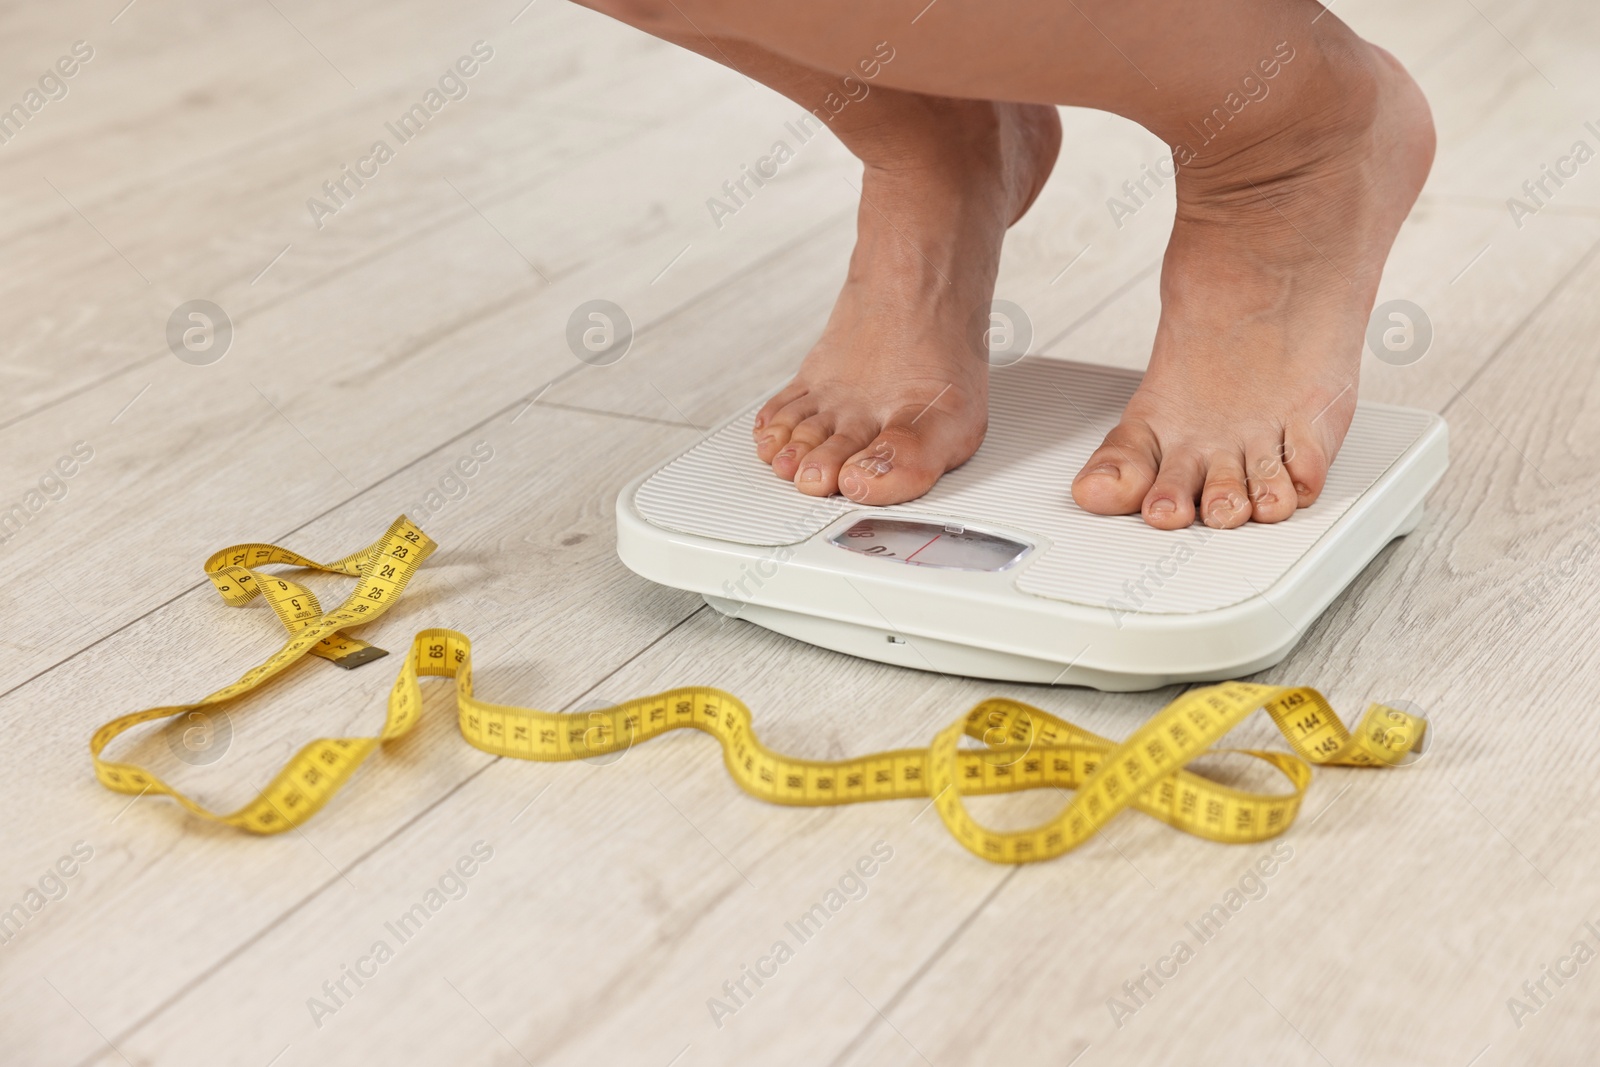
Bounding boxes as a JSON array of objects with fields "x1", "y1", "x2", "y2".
[
  {"x1": 578, "y1": 6, "x2": 1062, "y2": 501},
  {"x1": 594, "y1": 0, "x2": 1434, "y2": 526}
]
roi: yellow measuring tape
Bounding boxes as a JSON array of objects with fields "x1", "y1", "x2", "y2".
[{"x1": 89, "y1": 516, "x2": 1426, "y2": 864}]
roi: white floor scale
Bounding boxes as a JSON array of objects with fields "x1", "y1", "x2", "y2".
[{"x1": 616, "y1": 359, "x2": 1448, "y2": 691}]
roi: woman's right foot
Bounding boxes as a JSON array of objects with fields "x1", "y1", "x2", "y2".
[{"x1": 753, "y1": 100, "x2": 1061, "y2": 504}]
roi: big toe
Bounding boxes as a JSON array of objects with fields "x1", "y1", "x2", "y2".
[
  {"x1": 836, "y1": 425, "x2": 960, "y2": 506},
  {"x1": 1072, "y1": 420, "x2": 1161, "y2": 515}
]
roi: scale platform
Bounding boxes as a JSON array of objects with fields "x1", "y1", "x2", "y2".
[{"x1": 617, "y1": 359, "x2": 1447, "y2": 691}]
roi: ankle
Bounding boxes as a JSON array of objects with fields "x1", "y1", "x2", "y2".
[
  {"x1": 1169, "y1": 32, "x2": 1385, "y2": 191},
  {"x1": 853, "y1": 97, "x2": 1003, "y2": 169},
  {"x1": 851, "y1": 113, "x2": 1013, "y2": 260}
]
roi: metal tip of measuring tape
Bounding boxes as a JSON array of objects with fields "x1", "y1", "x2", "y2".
[{"x1": 329, "y1": 646, "x2": 390, "y2": 670}]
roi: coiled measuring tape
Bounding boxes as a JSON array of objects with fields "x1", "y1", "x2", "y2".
[{"x1": 89, "y1": 516, "x2": 1426, "y2": 864}]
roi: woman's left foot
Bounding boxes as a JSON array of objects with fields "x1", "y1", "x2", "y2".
[{"x1": 1072, "y1": 42, "x2": 1435, "y2": 529}]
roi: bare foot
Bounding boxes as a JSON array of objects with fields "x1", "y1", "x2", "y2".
[
  {"x1": 1072, "y1": 42, "x2": 1435, "y2": 529},
  {"x1": 753, "y1": 100, "x2": 1061, "y2": 503}
]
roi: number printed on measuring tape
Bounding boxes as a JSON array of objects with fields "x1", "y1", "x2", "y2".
[{"x1": 88, "y1": 517, "x2": 1428, "y2": 863}]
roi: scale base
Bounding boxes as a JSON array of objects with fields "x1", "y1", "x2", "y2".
[
  {"x1": 623, "y1": 359, "x2": 1447, "y2": 692},
  {"x1": 701, "y1": 499, "x2": 1426, "y2": 690},
  {"x1": 703, "y1": 595, "x2": 1262, "y2": 690}
]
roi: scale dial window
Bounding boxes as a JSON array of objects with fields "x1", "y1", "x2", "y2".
[{"x1": 828, "y1": 517, "x2": 1030, "y2": 572}]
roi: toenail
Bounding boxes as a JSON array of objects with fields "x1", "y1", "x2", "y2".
[
  {"x1": 856, "y1": 457, "x2": 892, "y2": 476},
  {"x1": 1147, "y1": 497, "x2": 1176, "y2": 515},
  {"x1": 1082, "y1": 463, "x2": 1119, "y2": 478},
  {"x1": 798, "y1": 466, "x2": 821, "y2": 483},
  {"x1": 1210, "y1": 494, "x2": 1243, "y2": 517},
  {"x1": 753, "y1": 414, "x2": 766, "y2": 430},
  {"x1": 776, "y1": 447, "x2": 796, "y2": 461},
  {"x1": 1294, "y1": 482, "x2": 1311, "y2": 496}
]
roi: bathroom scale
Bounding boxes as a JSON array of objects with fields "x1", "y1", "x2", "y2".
[{"x1": 616, "y1": 358, "x2": 1448, "y2": 691}]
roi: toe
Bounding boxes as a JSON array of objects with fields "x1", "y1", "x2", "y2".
[
  {"x1": 1141, "y1": 449, "x2": 1204, "y2": 529},
  {"x1": 1072, "y1": 419, "x2": 1161, "y2": 515},
  {"x1": 754, "y1": 382, "x2": 806, "y2": 434},
  {"x1": 1244, "y1": 434, "x2": 1298, "y2": 523},
  {"x1": 1199, "y1": 452, "x2": 1251, "y2": 530},
  {"x1": 1283, "y1": 417, "x2": 1333, "y2": 508},
  {"x1": 754, "y1": 394, "x2": 818, "y2": 463},
  {"x1": 770, "y1": 413, "x2": 834, "y2": 480},
  {"x1": 792, "y1": 429, "x2": 876, "y2": 496},
  {"x1": 837, "y1": 425, "x2": 945, "y2": 505}
]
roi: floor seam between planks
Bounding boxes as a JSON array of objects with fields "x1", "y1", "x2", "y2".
[
  {"x1": 70, "y1": 756, "x2": 504, "y2": 1067},
  {"x1": 0, "y1": 361, "x2": 588, "y2": 705},
  {"x1": 0, "y1": 118, "x2": 655, "y2": 435},
  {"x1": 532, "y1": 398, "x2": 700, "y2": 429},
  {"x1": 826, "y1": 868, "x2": 1021, "y2": 1067},
  {"x1": 1437, "y1": 231, "x2": 1600, "y2": 420}
]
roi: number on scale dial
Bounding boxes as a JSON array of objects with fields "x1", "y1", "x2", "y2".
[{"x1": 828, "y1": 518, "x2": 1030, "y2": 572}]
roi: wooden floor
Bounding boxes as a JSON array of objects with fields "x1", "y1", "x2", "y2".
[{"x1": 3, "y1": 1, "x2": 1599, "y2": 1064}]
